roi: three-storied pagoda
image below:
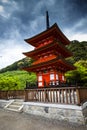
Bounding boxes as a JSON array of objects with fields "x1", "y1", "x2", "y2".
[{"x1": 23, "y1": 12, "x2": 75, "y2": 88}]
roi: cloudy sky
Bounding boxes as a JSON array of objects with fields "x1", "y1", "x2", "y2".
[{"x1": 0, "y1": 0, "x2": 87, "y2": 69}]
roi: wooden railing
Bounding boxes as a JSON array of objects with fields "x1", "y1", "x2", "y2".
[
  {"x1": 25, "y1": 81, "x2": 76, "y2": 89},
  {"x1": 0, "y1": 90, "x2": 25, "y2": 100},
  {"x1": 25, "y1": 87, "x2": 87, "y2": 105},
  {"x1": 78, "y1": 88, "x2": 87, "y2": 104},
  {"x1": 0, "y1": 87, "x2": 87, "y2": 105},
  {"x1": 25, "y1": 87, "x2": 78, "y2": 104}
]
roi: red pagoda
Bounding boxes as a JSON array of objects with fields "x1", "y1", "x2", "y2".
[{"x1": 23, "y1": 12, "x2": 75, "y2": 88}]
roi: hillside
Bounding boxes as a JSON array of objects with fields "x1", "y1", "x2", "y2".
[
  {"x1": 0, "y1": 57, "x2": 33, "y2": 73},
  {"x1": 66, "y1": 40, "x2": 87, "y2": 63}
]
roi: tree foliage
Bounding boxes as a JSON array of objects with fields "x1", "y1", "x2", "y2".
[
  {"x1": 65, "y1": 60, "x2": 87, "y2": 87},
  {"x1": 66, "y1": 40, "x2": 87, "y2": 63},
  {"x1": 0, "y1": 57, "x2": 33, "y2": 73},
  {"x1": 0, "y1": 71, "x2": 36, "y2": 90}
]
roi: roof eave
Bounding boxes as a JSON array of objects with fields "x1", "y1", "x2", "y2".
[{"x1": 24, "y1": 23, "x2": 70, "y2": 46}]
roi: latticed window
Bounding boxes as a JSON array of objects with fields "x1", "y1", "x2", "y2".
[
  {"x1": 50, "y1": 74, "x2": 54, "y2": 80},
  {"x1": 38, "y1": 75, "x2": 42, "y2": 81}
]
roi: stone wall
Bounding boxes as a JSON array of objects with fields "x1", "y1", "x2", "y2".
[
  {"x1": 23, "y1": 102, "x2": 87, "y2": 125},
  {"x1": 82, "y1": 102, "x2": 87, "y2": 124},
  {"x1": 0, "y1": 100, "x2": 12, "y2": 108},
  {"x1": 0, "y1": 99, "x2": 87, "y2": 125}
]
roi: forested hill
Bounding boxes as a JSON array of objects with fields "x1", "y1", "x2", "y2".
[
  {"x1": 0, "y1": 57, "x2": 33, "y2": 73},
  {"x1": 0, "y1": 40, "x2": 87, "y2": 73},
  {"x1": 67, "y1": 40, "x2": 87, "y2": 63}
]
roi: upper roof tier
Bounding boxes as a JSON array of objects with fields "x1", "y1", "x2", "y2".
[{"x1": 24, "y1": 23, "x2": 70, "y2": 47}]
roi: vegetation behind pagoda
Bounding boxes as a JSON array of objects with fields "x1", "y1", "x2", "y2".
[
  {"x1": 66, "y1": 40, "x2": 87, "y2": 64},
  {"x1": 65, "y1": 40, "x2": 87, "y2": 87},
  {"x1": 0, "y1": 57, "x2": 34, "y2": 73},
  {"x1": 0, "y1": 40, "x2": 87, "y2": 90},
  {"x1": 0, "y1": 71, "x2": 36, "y2": 90}
]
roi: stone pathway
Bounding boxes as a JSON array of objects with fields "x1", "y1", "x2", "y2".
[{"x1": 0, "y1": 108, "x2": 86, "y2": 130}]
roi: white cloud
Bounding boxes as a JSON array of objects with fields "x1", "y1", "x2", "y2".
[
  {"x1": 1, "y1": 0, "x2": 9, "y2": 3},
  {"x1": 69, "y1": 33, "x2": 87, "y2": 41},
  {"x1": 0, "y1": 38, "x2": 34, "y2": 69},
  {"x1": 29, "y1": 15, "x2": 45, "y2": 35},
  {"x1": 64, "y1": 18, "x2": 87, "y2": 41},
  {"x1": 72, "y1": 18, "x2": 87, "y2": 31},
  {"x1": 0, "y1": 24, "x2": 34, "y2": 67},
  {"x1": 64, "y1": 27, "x2": 87, "y2": 41},
  {"x1": 0, "y1": 0, "x2": 18, "y2": 18},
  {"x1": 0, "y1": 5, "x2": 4, "y2": 12}
]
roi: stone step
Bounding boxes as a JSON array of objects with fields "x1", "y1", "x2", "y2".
[
  {"x1": 4, "y1": 99, "x2": 24, "y2": 112},
  {"x1": 6, "y1": 107, "x2": 23, "y2": 112},
  {"x1": 7, "y1": 104, "x2": 21, "y2": 109},
  {"x1": 11, "y1": 102, "x2": 23, "y2": 105},
  {"x1": 14, "y1": 99, "x2": 24, "y2": 102}
]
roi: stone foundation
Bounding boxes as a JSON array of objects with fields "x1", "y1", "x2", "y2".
[
  {"x1": 0, "y1": 100, "x2": 10, "y2": 108},
  {"x1": 82, "y1": 102, "x2": 87, "y2": 124},
  {"x1": 0, "y1": 99, "x2": 87, "y2": 125},
  {"x1": 23, "y1": 102, "x2": 87, "y2": 125}
]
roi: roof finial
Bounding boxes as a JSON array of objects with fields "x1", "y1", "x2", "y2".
[{"x1": 46, "y1": 11, "x2": 50, "y2": 29}]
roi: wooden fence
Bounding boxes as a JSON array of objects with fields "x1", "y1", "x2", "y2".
[
  {"x1": 25, "y1": 87, "x2": 79, "y2": 104},
  {"x1": 0, "y1": 90, "x2": 25, "y2": 100},
  {"x1": 0, "y1": 87, "x2": 87, "y2": 105}
]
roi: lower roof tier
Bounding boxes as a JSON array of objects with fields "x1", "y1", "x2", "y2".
[
  {"x1": 23, "y1": 40, "x2": 72, "y2": 59},
  {"x1": 22, "y1": 57, "x2": 76, "y2": 73}
]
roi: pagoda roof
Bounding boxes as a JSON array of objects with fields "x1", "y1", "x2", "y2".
[
  {"x1": 23, "y1": 57, "x2": 75, "y2": 73},
  {"x1": 23, "y1": 40, "x2": 72, "y2": 59},
  {"x1": 24, "y1": 23, "x2": 70, "y2": 47}
]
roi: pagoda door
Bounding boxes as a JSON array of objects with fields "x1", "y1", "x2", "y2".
[{"x1": 43, "y1": 73, "x2": 50, "y2": 87}]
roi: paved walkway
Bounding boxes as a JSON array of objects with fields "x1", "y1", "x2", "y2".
[{"x1": 0, "y1": 109, "x2": 86, "y2": 130}]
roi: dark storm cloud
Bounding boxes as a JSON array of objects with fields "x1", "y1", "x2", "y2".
[
  {"x1": 49, "y1": 0, "x2": 87, "y2": 30},
  {"x1": 14, "y1": 0, "x2": 87, "y2": 34},
  {"x1": 0, "y1": 0, "x2": 87, "y2": 39}
]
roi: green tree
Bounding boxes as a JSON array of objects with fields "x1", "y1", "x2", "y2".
[
  {"x1": 67, "y1": 41, "x2": 87, "y2": 63},
  {"x1": 0, "y1": 70, "x2": 36, "y2": 90},
  {"x1": 65, "y1": 60, "x2": 87, "y2": 87}
]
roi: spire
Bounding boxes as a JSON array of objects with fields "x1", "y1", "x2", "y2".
[{"x1": 46, "y1": 11, "x2": 50, "y2": 29}]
